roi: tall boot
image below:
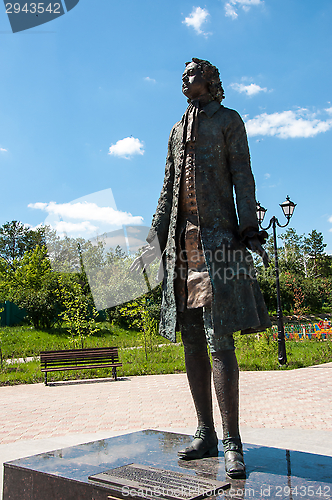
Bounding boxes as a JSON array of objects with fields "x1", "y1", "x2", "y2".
[
  {"x1": 212, "y1": 350, "x2": 246, "y2": 478},
  {"x1": 178, "y1": 351, "x2": 218, "y2": 459}
]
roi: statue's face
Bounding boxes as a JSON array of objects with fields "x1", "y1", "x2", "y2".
[{"x1": 182, "y1": 62, "x2": 209, "y2": 100}]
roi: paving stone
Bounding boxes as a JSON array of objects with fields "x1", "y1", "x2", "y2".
[{"x1": 1, "y1": 364, "x2": 332, "y2": 446}]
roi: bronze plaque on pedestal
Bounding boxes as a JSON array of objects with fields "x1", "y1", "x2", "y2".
[{"x1": 88, "y1": 463, "x2": 230, "y2": 500}]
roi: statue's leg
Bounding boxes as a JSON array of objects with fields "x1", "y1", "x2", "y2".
[
  {"x1": 177, "y1": 307, "x2": 218, "y2": 460},
  {"x1": 212, "y1": 349, "x2": 246, "y2": 479}
]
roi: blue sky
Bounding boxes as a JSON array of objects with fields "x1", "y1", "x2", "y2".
[{"x1": 1, "y1": 0, "x2": 332, "y2": 251}]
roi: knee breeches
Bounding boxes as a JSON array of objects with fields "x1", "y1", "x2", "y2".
[{"x1": 178, "y1": 307, "x2": 235, "y2": 355}]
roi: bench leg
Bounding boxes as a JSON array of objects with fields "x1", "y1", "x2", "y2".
[
  {"x1": 112, "y1": 367, "x2": 117, "y2": 381},
  {"x1": 44, "y1": 372, "x2": 47, "y2": 386}
]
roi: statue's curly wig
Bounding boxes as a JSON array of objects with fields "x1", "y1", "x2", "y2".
[{"x1": 185, "y1": 58, "x2": 225, "y2": 103}]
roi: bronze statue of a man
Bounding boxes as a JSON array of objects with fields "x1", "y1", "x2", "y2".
[{"x1": 133, "y1": 58, "x2": 271, "y2": 479}]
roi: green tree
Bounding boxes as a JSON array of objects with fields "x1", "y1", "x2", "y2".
[
  {"x1": 278, "y1": 228, "x2": 305, "y2": 276},
  {"x1": 0, "y1": 221, "x2": 45, "y2": 268},
  {"x1": 56, "y1": 275, "x2": 99, "y2": 348},
  {"x1": 4, "y1": 245, "x2": 60, "y2": 329},
  {"x1": 257, "y1": 227, "x2": 332, "y2": 315},
  {"x1": 303, "y1": 229, "x2": 328, "y2": 277},
  {"x1": 119, "y1": 296, "x2": 159, "y2": 360}
]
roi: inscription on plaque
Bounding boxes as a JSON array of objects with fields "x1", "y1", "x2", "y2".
[{"x1": 88, "y1": 463, "x2": 230, "y2": 500}]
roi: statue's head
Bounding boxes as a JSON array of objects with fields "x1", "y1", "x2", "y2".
[{"x1": 182, "y1": 58, "x2": 225, "y2": 103}]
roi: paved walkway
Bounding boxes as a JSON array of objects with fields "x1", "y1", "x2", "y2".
[
  {"x1": 2, "y1": 363, "x2": 332, "y2": 443},
  {"x1": 1, "y1": 363, "x2": 332, "y2": 495}
]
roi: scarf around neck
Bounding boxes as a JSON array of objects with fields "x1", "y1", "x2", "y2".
[{"x1": 181, "y1": 100, "x2": 200, "y2": 144}]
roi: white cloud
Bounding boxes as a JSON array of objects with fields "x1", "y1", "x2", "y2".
[
  {"x1": 30, "y1": 202, "x2": 48, "y2": 210},
  {"x1": 28, "y1": 201, "x2": 143, "y2": 226},
  {"x1": 230, "y1": 82, "x2": 267, "y2": 96},
  {"x1": 245, "y1": 108, "x2": 332, "y2": 139},
  {"x1": 144, "y1": 77, "x2": 156, "y2": 83},
  {"x1": 236, "y1": 0, "x2": 263, "y2": 4},
  {"x1": 225, "y1": 3, "x2": 238, "y2": 19},
  {"x1": 182, "y1": 7, "x2": 209, "y2": 35},
  {"x1": 0, "y1": 147, "x2": 7, "y2": 152},
  {"x1": 108, "y1": 137, "x2": 144, "y2": 159},
  {"x1": 264, "y1": 173, "x2": 271, "y2": 179},
  {"x1": 54, "y1": 220, "x2": 99, "y2": 235},
  {"x1": 23, "y1": 222, "x2": 43, "y2": 231},
  {"x1": 225, "y1": 0, "x2": 263, "y2": 19}
]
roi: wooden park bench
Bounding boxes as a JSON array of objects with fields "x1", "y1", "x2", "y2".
[{"x1": 40, "y1": 347, "x2": 122, "y2": 385}]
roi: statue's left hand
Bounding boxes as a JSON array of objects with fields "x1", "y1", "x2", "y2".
[
  {"x1": 247, "y1": 236, "x2": 270, "y2": 269},
  {"x1": 129, "y1": 244, "x2": 157, "y2": 273}
]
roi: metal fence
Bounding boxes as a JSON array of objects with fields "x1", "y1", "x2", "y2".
[{"x1": 0, "y1": 301, "x2": 26, "y2": 327}]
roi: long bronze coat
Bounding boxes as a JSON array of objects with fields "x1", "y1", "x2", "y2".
[{"x1": 147, "y1": 100, "x2": 271, "y2": 343}]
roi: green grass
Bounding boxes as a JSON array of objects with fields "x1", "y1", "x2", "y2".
[
  {"x1": 234, "y1": 331, "x2": 332, "y2": 370},
  {"x1": 1, "y1": 360, "x2": 42, "y2": 385},
  {"x1": 0, "y1": 344, "x2": 185, "y2": 386},
  {"x1": 0, "y1": 325, "x2": 331, "y2": 386},
  {"x1": 0, "y1": 322, "x2": 147, "y2": 359},
  {"x1": 120, "y1": 344, "x2": 185, "y2": 376}
]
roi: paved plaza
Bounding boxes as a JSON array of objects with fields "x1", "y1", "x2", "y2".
[{"x1": 1, "y1": 363, "x2": 332, "y2": 495}]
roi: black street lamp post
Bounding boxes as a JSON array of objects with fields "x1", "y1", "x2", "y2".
[{"x1": 256, "y1": 196, "x2": 296, "y2": 365}]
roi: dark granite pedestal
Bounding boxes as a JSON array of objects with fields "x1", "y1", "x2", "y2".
[{"x1": 3, "y1": 430, "x2": 332, "y2": 500}]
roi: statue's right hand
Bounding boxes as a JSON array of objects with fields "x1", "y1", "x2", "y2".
[
  {"x1": 129, "y1": 245, "x2": 157, "y2": 273},
  {"x1": 247, "y1": 237, "x2": 270, "y2": 269}
]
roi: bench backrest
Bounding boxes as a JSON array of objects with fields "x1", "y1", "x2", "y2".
[{"x1": 40, "y1": 347, "x2": 120, "y2": 368}]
